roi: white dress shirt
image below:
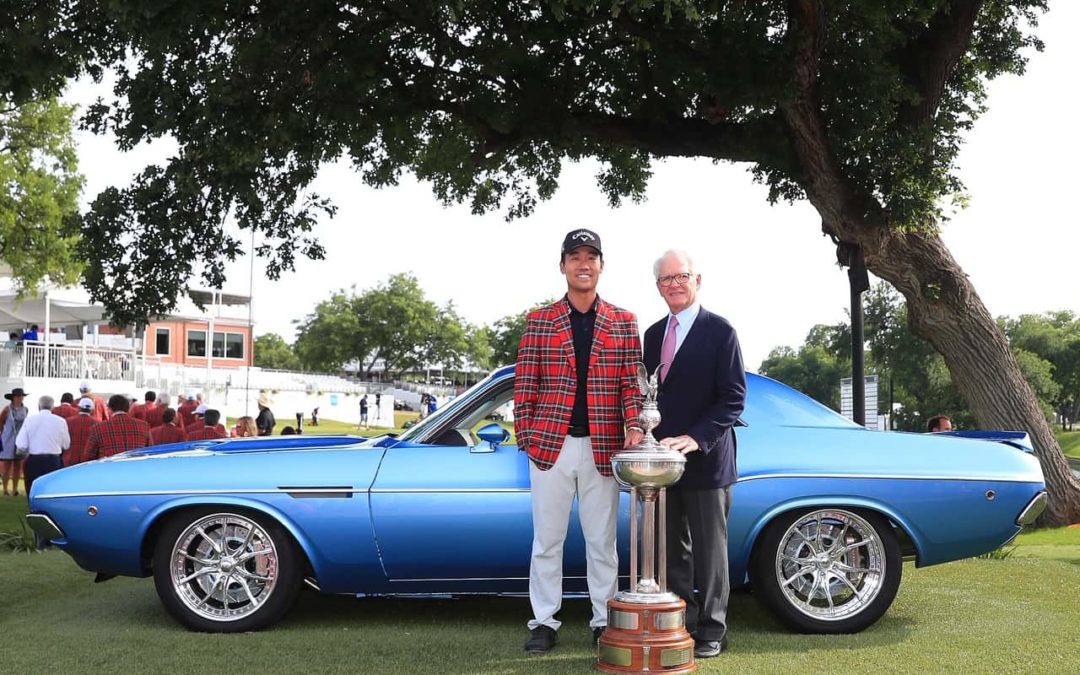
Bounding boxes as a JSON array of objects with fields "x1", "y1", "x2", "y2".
[{"x1": 15, "y1": 410, "x2": 71, "y2": 456}]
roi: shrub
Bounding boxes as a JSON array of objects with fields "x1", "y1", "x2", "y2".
[
  {"x1": 1, "y1": 521, "x2": 36, "y2": 552},
  {"x1": 977, "y1": 544, "x2": 1017, "y2": 560}
]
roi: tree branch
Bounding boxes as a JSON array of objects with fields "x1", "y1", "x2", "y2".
[
  {"x1": 895, "y1": 0, "x2": 983, "y2": 127},
  {"x1": 568, "y1": 112, "x2": 789, "y2": 164},
  {"x1": 781, "y1": 0, "x2": 887, "y2": 236}
]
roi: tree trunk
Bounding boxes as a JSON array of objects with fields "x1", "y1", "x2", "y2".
[
  {"x1": 777, "y1": 3, "x2": 1080, "y2": 524},
  {"x1": 778, "y1": 0, "x2": 1079, "y2": 524},
  {"x1": 853, "y1": 227, "x2": 1080, "y2": 526}
]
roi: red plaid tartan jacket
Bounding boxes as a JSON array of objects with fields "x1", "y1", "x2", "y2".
[
  {"x1": 130, "y1": 402, "x2": 152, "y2": 420},
  {"x1": 64, "y1": 414, "x2": 99, "y2": 466},
  {"x1": 83, "y1": 412, "x2": 152, "y2": 459},
  {"x1": 186, "y1": 426, "x2": 227, "y2": 441},
  {"x1": 151, "y1": 423, "x2": 188, "y2": 445},
  {"x1": 177, "y1": 400, "x2": 199, "y2": 428},
  {"x1": 514, "y1": 295, "x2": 643, "y2": 477},
  {"x1": 52, "y1": 404, "x2": 79, "y2": 420},
  {"x1": 143, "y1": 405, "x2": 182, "y2": 430},
  {"x1": 82, "y1": 395, "x2": 108, "y2": 422}
]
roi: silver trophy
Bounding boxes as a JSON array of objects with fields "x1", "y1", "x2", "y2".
[{"x1": 610, "y1": 363, "x2": 686, "y2": 602}]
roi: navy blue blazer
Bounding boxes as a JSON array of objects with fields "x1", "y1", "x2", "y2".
[{"x1": 643, "y1": 307, "x2": 746, "y2": 489}]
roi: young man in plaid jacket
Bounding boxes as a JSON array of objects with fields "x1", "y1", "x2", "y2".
[
  {"x1": 82, "y1": 394, "x2": 152, "y2": 459},
  {"x1": 64, "y1": 398, "x2": 100, "y2": 466},
  {"x1": 515, "y1": 228, "x2": 644, "y2": 655}
]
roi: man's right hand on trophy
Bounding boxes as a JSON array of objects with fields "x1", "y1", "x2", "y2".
[{"x1": 659, "y1": 435, "x2": 700, "y2": 454}]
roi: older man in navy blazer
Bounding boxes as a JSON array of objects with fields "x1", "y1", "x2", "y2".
[{"x1": 643, "y1": 249, "x2": 746, "y2": 658}]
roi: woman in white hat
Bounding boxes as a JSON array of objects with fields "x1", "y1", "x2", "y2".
[
  {"x1": 0, "y1": 388, "x2": 30, "y2": 496},
  {"x1": 256, "y1": 393, "x2": 276, "y2": 436}
]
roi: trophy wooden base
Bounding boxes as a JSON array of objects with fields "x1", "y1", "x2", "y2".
[{"x1": 596, "y1": 596, "x2": 695, "y2": 673}]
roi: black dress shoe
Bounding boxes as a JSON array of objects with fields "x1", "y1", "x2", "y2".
[
  {"x1": 525, "y1": 625, "x2": 557, "y2": 654},
  {"x1": 693, "y1": 635, "x2": 728, "y2": 658},
  {"x1": 592, "y1": 627, "x2": 605, "y2": 644}
]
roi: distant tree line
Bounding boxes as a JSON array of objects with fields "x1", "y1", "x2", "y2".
[
  {"x1": 760, "y1": 284, "x2": 1080, "y2": 432},
  {"x1": 253, "y1": 273, "x2": 550, "y2": 382}
]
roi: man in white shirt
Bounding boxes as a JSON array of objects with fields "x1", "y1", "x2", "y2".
[{"x1": 16, "y1": 395, "x2": 71, "y2": 504}]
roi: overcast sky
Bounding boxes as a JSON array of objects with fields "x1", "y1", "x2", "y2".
[{"x1": 68, "y1": 2, "x2": 1079, "y2": 371}]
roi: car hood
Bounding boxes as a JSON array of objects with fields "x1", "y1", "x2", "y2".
[{"x1": 28, "y1": 435, "x2": 392, "y2": 504}]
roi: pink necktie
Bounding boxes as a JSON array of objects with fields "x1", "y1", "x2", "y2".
[{"x1": 660, "y1": 316, "x2": 678, "y2": 382}]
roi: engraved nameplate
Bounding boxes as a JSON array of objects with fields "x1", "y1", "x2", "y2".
[
  {"x1": 609, "y1": 609, "x2": 640, "y2": 631},
  {"x1": 654, "y1": 609, "x2": 685, "y2": 631},
  {"x1": 660, "y1": 646, "x2": 692, "y2": 667},
  {"x1": 598, "y1": 644, "x2": 633, "y2": 667}
]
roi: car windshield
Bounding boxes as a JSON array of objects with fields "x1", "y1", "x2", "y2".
[
  {"x1": 744, "y1": 374, "x2": 861, "y2": 428},
  {"x1": 397, "y1": 372, "x2": 500, "y2": 442}
]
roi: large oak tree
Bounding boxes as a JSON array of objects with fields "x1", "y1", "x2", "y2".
[
  {"x1": 0, "y1": 97, "x2": 84, "y2": 290},
  {"x1": 5, "y1": 1, "x2": 1077, "y2": 522}
]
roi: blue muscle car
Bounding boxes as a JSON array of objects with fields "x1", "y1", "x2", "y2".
[{"x1": 27, "y1": 366, "x2": 1046, "y2": 634}]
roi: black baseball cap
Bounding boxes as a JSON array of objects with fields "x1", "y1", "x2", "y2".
[{"x1": 561, "y1": 228, "x2": 603, "y2": 256}]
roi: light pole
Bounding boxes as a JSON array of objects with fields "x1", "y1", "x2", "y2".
[{"x1": 836, "y1": 241, "x2": 869, "y2": 426}]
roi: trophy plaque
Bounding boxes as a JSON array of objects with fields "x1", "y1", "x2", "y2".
[{"x1": 597, "y1": 365, "x2": 695, "y2": 674}]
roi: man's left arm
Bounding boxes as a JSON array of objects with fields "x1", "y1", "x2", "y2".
[
  {"x1": 688, "y1": 323, "x2": 746, "y2": 455},
  {"x1": 620, "y1": 313, "x2": 645, "y2": 448}
]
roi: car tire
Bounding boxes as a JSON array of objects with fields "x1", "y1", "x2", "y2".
[
  {"x1": 153, "y1": 507, "x2": 302, "y2": 632},
  {"x1": 751, "y1": 507, "x2": 902, "y2": 634}
]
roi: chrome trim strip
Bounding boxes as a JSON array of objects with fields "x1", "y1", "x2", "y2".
[
  {"x1": 369, "y1": 488, "x2": 531, "y2": 494},
  {"x1": 34, "y1": 487, "x2": 361, "y2": 500},
  {"x1": 38, "y1": 473, "x2": 1041, "y2": 501},
  {"x1": 736, "y1": 472, "x2": 1041, "y2": 484},
  {"x1": 387, "y1": 576, "x2": 551, "y2": 582},
  {"x1": 26, "y1": 513, "x2": 65, "y2": 540},
  {"x1": 1016, "y1": 491, "x2": 1048, "y2": 526}
]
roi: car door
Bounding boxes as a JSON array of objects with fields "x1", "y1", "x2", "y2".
[{"x1": 368, "y1": 373, "x2": 595, "y2": 591}]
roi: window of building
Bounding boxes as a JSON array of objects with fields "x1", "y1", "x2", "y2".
[
  {"x1": 225, "y1": 333, "x2": 245, "y2": 359},
  {"x1": 155, "y1": 328, "x2": 171, "y2": 356},
  {"x1": 212, "y1": 332, "x2": 226, "y2": 358},
  {"x1": 187, "y1": 329, "x2": 245, "y2": 359},
  {"x1": 187, "y1": 330, "x2": 206, "y2": 357}
]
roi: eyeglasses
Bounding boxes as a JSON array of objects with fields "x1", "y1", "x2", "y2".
[{"x1": 656, "y1": 272, "x2": 693, "y2": 287}]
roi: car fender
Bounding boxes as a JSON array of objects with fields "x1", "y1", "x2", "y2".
[
  {"x1": 739, "y1": 494, "x2": 924, "y2": 572},
  {"x1": 139, "y1": 496, "x2": 324, "y2": 577}
]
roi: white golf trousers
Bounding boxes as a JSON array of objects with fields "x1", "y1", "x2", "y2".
[{"x1": 527, "y1": 435, "x2": 619, "y2": 631}]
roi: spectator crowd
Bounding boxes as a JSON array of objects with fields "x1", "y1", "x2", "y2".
[{"x1": 0, "y1": 381, "x2": 280, "y2": 500}]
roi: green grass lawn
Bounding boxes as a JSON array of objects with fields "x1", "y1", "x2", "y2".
[
  {"x1": 2, "y1": 492, "x2": 1078, "y2": 673},
  {"x1": 1056, "y1": 430, "x2": 1080, "y2": 459}
]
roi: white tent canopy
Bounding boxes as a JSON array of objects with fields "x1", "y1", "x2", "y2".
[{"x1": 0, "y1": 293, "x2": 109, "y2": 332}]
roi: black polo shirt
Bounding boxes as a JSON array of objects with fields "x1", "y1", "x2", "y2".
[{"x1": 568, "y1": 297, "x2": 597, "y2": 430}]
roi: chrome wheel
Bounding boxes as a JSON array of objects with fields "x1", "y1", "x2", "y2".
[
  {"x1": 168, "y1": 513, "x2": 281, "y2": 623},
  {"x1": 752, "y1": 507, "x2": 902, "y2": 633},
  {"x1": 775, "y1": 510, "x2": 885, "y2": 621}
]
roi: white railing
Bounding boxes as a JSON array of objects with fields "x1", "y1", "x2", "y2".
[
  {"x1": 6, "y1": 343, "x2": 145, "y2": 382},
  {"x1": 1, "y1": 346, "x2": 394, "y2": 399}
]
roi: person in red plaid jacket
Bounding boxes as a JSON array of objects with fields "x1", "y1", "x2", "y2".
[
  {"x1": 144, "y1": 392, "x2": 183, "y2": 430},
  {"x1": 185, "y1": 409, "x2": 227, "y2": 441},
  {"x1": 52, "y1": 393, "x2": 80, "y2": 420},
  {"x1": 150, "y1": 408, "x2": 188, "y2": 446},
  {"x1": 130, "y1": 391, "x2": 157, "y2": 421},
  {"x1": 82, "y1": 394, "x2": 152, "y2": 459},
  {"x1": 515, "y1": 228, "x2": 644, "y2": 655},
  {"x1": 64, "y1": 398, "x2": 100, "y2": 466}
]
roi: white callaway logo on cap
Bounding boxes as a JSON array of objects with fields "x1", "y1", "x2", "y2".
[{"x1": 571, "y1": 230, "x2": 596, "y2": 241}]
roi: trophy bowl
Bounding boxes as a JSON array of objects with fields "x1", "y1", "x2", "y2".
[{"x1": 611, "y1": 448, "x2": 686, "y2": 489}]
